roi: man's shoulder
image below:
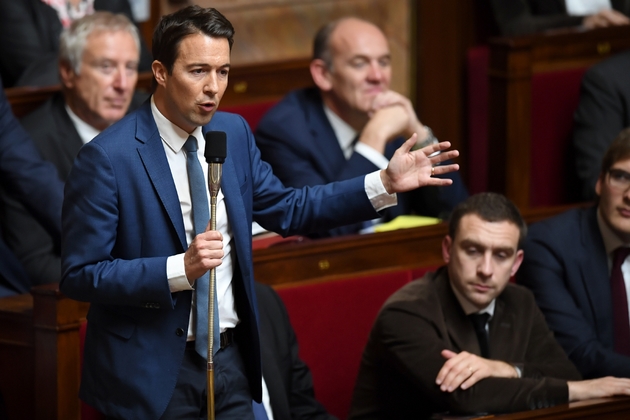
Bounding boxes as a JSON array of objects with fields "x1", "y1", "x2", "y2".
[
  {"x1": 258, "y1": 88, "x2": 320, "y2": 123},
  {"x1": 500, "y1": 282, "x2": 536, "y2": 306},
  {"x1": 20, "y1": 93, "x2": 60, "y2": 130},
  {"x1": 585, "y1": 50, "x2": 630, "y2": 85},
  {"x1": 382, "y1": 271, "x2": 441, "y2": 311},
  {"x1": 527, "y1": 206, "x2": 590, "y2": 240}
]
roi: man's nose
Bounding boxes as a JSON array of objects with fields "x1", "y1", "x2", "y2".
[{"x1": 477, "y1": 254, "x2": 493, "y2": 278}]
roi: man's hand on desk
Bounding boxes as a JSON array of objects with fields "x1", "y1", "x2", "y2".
[
  {"x1": 568, "y1": 377, "x2": 630, "y2": 402},
  {"x1": 435, "y1": 349, "x2": 518, "y2": 392}
]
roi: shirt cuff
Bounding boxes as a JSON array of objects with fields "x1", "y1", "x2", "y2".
[
  {"x1": 365, "y1": 171, "x2": 397, "y2": 212},
  {"x1": 355, "y1": 142, "x2": 390, "y2": 169},
  {"x1": 512, "y1": 364, "x2": 523, "y2": 378},
  {"x1": 167, "y1": 253, "x2": 194, "y2": 293}
]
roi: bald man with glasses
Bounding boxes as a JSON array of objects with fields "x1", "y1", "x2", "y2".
[{"x1": 518, "y1": 127, "x2": 630, "y2": 379}]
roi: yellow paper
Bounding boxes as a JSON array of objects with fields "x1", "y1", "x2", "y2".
[{"x1": 374, "y1": 215, "x2": 441, "y2": 232}]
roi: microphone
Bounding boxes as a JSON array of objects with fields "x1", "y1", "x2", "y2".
[
  {"x1": 204, "y1": 131, "x2": 227, "y2": 202},
  {"x1": 202, "y1": 130, "x2": 227, "y2": 391}
]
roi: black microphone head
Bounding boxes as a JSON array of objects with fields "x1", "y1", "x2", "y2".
[{"x1": 204, "y1": 131, "x2": 227, "y2": 163}]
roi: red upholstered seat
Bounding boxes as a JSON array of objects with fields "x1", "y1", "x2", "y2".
[
  {"x1": 79, "y1": 321, "x2": 105, "y2": 420},
  {"x1": 222, "y1": 100, "x2": 278, "y2": 132},
  {"x1": 275, "y1": 270, "x2": 421, "y2": 419},
  {"x1": 530, "y1": 68, "x2": 586, "y2": 206}
]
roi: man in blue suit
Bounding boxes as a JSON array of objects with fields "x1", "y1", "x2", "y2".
[
  {"x1": 518, "y1": 128, "x2": 630, "y2": 379},
  {"x1": 60, "y1": 6, "x2": 460, "y2": 419},
  {"x1": 0, "y1": 76, "x2": 63, "y2": 297},
  {"x1": 255, "y1": 17, "x2": 468, "y2": 238}
]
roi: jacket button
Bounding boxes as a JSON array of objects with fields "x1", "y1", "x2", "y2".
[{"x1": 175, "y1": 328, "x2": 184, "y2": 337}]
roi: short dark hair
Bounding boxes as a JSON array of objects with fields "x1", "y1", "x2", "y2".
[
  {"x1": 152, "y1": 5, "x2": 234, "y2": 74},
  {"x1": 600, "y1": 127, "x2": 630, "y2": 178},
  {"x1": 312, "y1": 20, "x2": 341, "y2": 69},
  {"x1": 448, "y1": 192, "x2": 527, "y2": 247}
]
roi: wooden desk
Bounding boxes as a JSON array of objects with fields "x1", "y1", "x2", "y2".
[{"x1": 490, "y1": 396, "x2": 630, "y2": 419}]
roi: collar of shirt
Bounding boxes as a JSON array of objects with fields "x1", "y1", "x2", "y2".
[
  {"x1": 65, "y1": 103, "x2": 101, "y2": 145},
  {"x1": 323, "y1": 104, "x2": 357, "y2": 160},
  {"x1": 449, "y1": 278, "x2": 496, "y2": 318},
  {"x1": 150, "y1": 96, "x2": 205, "y2": 152},
  {"x1": 596, "y1": 207, "x2": 630, "y2": 270}
]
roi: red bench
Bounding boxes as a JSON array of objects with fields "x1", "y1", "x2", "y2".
[{"x1": 276, "y1": 267, "x2": 435, "y2": 419}]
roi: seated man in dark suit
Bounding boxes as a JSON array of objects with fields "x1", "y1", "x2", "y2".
[
  {"x1": 349, "y1": 192, "x2": 630, "y2": 420},
  {"x1": 519, "y1": 128, "x2": 630, "y2": 378},
  {"x1": 488, "y1": 0, "x2": 630, "y2": 36},
  {"x1": 255, "y1": 17, "x2": 467, "y2": 238},
  {"x1": 572, "y1": 50, "x2": 630, "y2": 201},
  {"x1": 0, "y1": 76, "x2": 63, "y2": 298},
  {"x1": 0, "y1": 11, "x2": 140, "y2": 286},
  {"x1": 255, "y1": 282, "x2": 337, "y2": 420}
]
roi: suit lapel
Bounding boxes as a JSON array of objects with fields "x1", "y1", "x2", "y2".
[
  {"x1": 135, "y1": 103, "x2": 187, "y2": 250},
  {"x1": 579, "y1": 207, "x2": 612, "y2": 331},
  {"x1": 488, "y1": 296, "x2": 516, "y2": 361},
  {"x1": 52, "y1": 94, "x2": 85, "y2": 178},
  {"x1": 436, "y1": 272, "x2": 480, "y2": 354},
  {"x1": 304, "y1": 91, "x2": 350, "y2": 182}
]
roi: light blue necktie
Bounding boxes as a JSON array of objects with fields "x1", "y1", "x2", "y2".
[
  {"x1": 184, "y1": 136, "x2": 220, "y2": 359},
  {"x1": 252, "y1": 401, "x2": 269, "y2": 420}
]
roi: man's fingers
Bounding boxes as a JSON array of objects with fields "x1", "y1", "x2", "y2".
[
  {"x1": 429, "y1": 149, "x2": 459, "y2": 164},
  {"x1": 431, "y1": 163, "x2": 459, "y2": 175}
]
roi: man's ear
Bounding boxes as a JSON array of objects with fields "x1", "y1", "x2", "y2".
[
  {"x1": 310, "y1": 59, "x2": 333, "y2": 92},
  {"x1": 510, "y1": 249, "x2": 524, "y2": 277},
  {"x1": 442, "y1": 235, "x2": 453, "y2": 264},
  {"x1": 152, "y1": 60, "x2": 168, "y2": 87},
  {"x1": 595, "y1": 175, "x2": 603, "y2": 197},
  {"x1": 58, "y1": 61, "x2": 76, "y2": 90}
]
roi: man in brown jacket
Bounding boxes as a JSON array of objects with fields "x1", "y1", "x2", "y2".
[{"x1": 349, "y1": 192, "x2": 630, "y2": 419}]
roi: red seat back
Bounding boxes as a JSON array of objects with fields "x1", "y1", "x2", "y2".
[
  {"x1": 530, "y1": 68, "x2": 586, "y2": 206},
  {"x1": 222, "y1": 100, "x2": 278, "y2": 131},
  {"x1": 275, "y1": 270, "x2": 416, "y2": 419}
]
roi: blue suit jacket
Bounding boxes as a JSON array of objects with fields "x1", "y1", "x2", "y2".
[
  {"x1": 60, "y1": 100, "x2": 379, "y2": 419},
  {"x1": 255, "y1": 88, "x2": 468, "y2": 237},
  {"x1": 0, "y1": 77, "x2": 63, "y2": 297},
  {"x1": 518, "y1": 206, "x2": 630, "y2": 378}
]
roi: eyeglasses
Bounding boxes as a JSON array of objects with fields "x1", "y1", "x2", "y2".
[{"x1": 607, "y1": 168, "x2": 630, "y2": 191}]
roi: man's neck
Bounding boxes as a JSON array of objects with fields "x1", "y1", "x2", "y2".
[{"x1": 320, "y1": 92, "x2": 368, "y2": 132}]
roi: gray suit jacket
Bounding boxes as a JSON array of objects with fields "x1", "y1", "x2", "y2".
[{"x1": 349, "y1": 268, "x2": 581, "y2": 420}]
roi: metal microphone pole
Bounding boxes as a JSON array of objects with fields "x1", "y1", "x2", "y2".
[{"x1": 204, "y1": 131, "x2": 227, "y2": 420}]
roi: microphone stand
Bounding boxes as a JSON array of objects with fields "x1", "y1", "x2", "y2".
[{"x1": 207, "y1": 160, "x2": 221, "y2": 420}]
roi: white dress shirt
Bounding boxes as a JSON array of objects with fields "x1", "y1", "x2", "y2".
[{"x1": 151, "y1": 97, "x2": 397, "y2": 342}]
